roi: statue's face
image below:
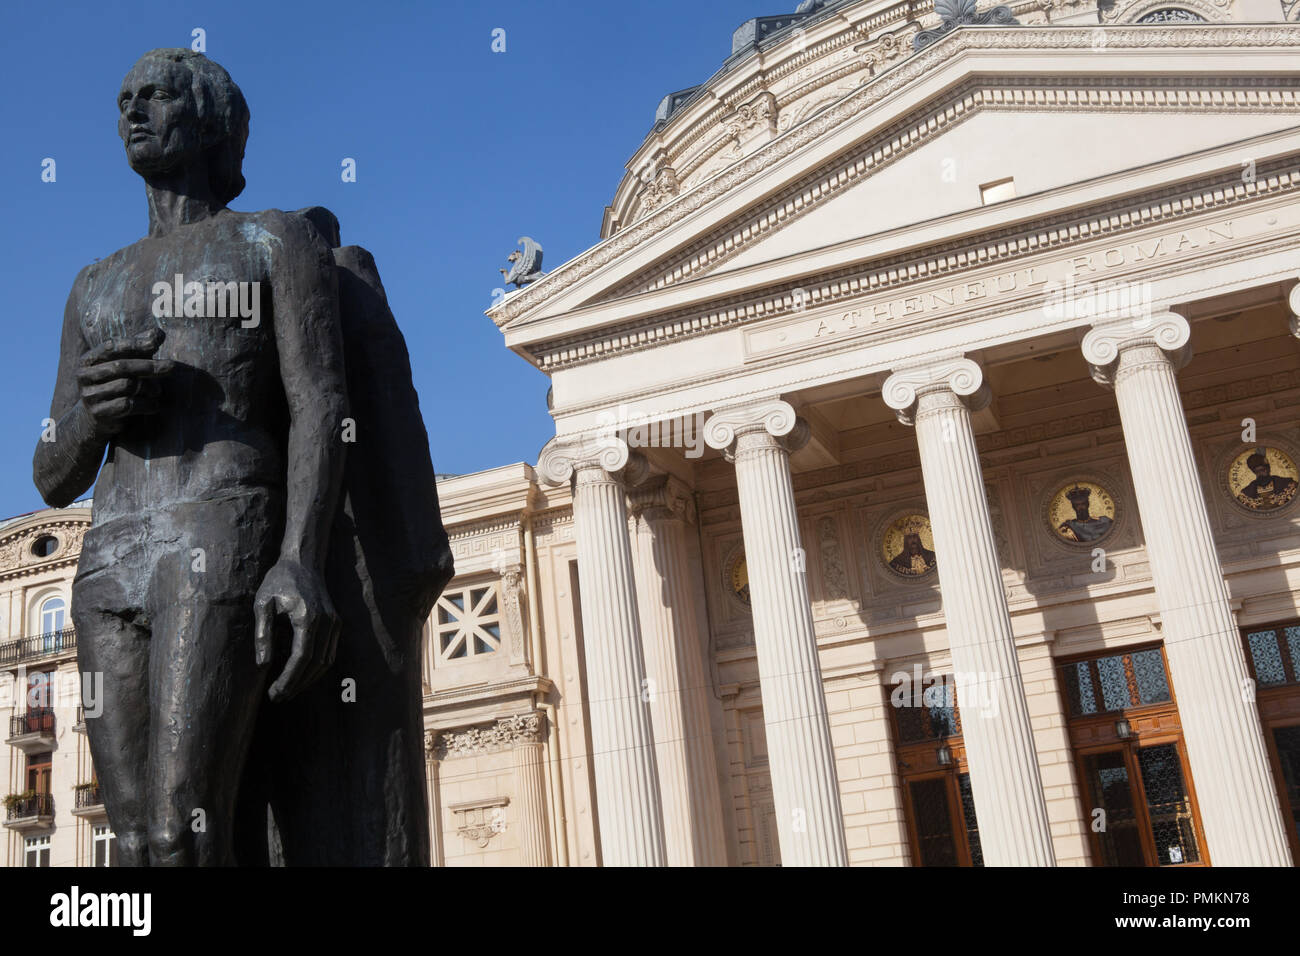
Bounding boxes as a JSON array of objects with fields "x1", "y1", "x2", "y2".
[{"x1": 118, "y1": 59, "x2": 204, "y2": 178}]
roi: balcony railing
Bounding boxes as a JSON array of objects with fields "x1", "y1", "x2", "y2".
[
  {"x1": 74, "y1": 782, "x2": 103, "y2": 810},
  {"x1": 0, "y1": 628, "x2": 76, "y2": 666},
  {"x1": 4, "y1": 792, "x2": 54, "y2": 821},
  {"x1": 8, "y1": 709, "x2": 55, "y2": 739}
]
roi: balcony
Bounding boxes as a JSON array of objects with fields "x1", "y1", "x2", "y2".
[
  {"x1": 7, "y1": 709, "x2": 56, "y2": 751},
  {"x1": 3, "y1": 792, "x2": 54, "y2": 832},
  {"x1": 72, "y1": 782, "x2": 107, "y2": 821},
  {"x1": 0, "y1": 627, "x2": 76, "y2": 667}
]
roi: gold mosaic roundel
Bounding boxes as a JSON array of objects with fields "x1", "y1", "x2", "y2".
[
  {"x1": 1048, "y1": 481, "x2": 1117, "y2": 546},
  {"x1": 1229, "y1": 446, "x2": 1299, "y2": 513},
  {"x1": 881, "y1": 514, "x2": 937, "y2": 578}
]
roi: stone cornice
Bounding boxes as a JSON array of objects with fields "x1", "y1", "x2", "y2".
[
  {"x1": 488, "y1": 25, "x2": 1300, "y2": 336},
  {"x1": 532, "y1": 151, "x2": 1300, "y2": 379}
]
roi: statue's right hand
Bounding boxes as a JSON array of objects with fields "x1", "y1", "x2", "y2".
[{"x1": 76, "y1": 330, "x2": 174, "y2": 436}]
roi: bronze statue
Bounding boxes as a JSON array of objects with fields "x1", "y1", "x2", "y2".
[{"x1": 32, "y1": 49, "x2": 452, "y2": 866}]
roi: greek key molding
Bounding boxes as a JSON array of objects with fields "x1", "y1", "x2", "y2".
[
  {"x1": 489, "y1": 25, "x2": 1300, "y2": 333},
  {"x1": 882, "y1": 356, "x2": 988, "y2": 424},
  {"x1": 1081, "y1": 311, "x2": 1192, "y2": 385},
  {"x1": 431, "y1": 712, "x2": 546, "y2": 759}
]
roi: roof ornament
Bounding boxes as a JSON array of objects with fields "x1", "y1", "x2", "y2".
[
  {"x1": 500, "y1": 237, "x2": 546, "y2": 288},
  {"x1": 912, "y1": 0, "x2": 1019, "y2": 52}
]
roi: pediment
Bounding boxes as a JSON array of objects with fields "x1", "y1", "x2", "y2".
[{"x1": 490, "y1": 25, "x2": 1300, "y2": 362}]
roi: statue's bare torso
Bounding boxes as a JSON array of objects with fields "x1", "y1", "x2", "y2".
[{"x1": 74, "y1": 209, "x2": 294, "y2": 522}]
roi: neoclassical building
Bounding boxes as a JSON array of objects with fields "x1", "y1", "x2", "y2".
[{"x1": 8, "y1": 0, "x2": 1300, "y2": 866}]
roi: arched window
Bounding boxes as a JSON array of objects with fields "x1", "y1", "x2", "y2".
[{"x1": 39, "y1": 597, "x2": 65, "y2": 636}]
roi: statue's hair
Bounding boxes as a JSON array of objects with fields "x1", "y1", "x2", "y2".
[{"x1": 128, "y1": 49, "x2": 250, "y2": 203}]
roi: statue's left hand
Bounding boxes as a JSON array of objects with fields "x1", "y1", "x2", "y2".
[{"x1": 253, "y1": 559, "x2": 341, "y2": 702}]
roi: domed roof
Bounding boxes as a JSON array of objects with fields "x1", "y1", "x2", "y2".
[{"x1": 653, "y1": 0, "x2": 854, "y2": 129}]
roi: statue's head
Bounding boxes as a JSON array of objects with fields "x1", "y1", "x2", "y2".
[{"x1": 118, "y1": 49, "x2": 249, "y2": 204}]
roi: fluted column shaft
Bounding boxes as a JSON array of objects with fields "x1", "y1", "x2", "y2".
[
  {"x1": 513, "y1": 734, "x2": 552, "y2": 867},
  {"x1": 539, "y1": 436, "x2": 667, "y2": 866},
  {"x1": 706, "y1": 401, "x2": 848, "y2": 866},
  {"x1": 570, "y1": 463, "x2": 668, "y2": 866},
  {"x1": 884, "y1": 358, "x2": 1055, "y2": 867},
  {"x1": 630, "y1": 481, "x2": 729, "y2": 866},
  {"x1": 1084, "y1": 314, "x2": 1293, "y2": 866}
]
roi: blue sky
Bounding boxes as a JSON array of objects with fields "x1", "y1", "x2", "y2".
[{"x1": 0, "y1": 0, "x2": 769, "y2": 516}]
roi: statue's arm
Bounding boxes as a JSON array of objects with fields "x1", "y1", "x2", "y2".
[
  {"x1": 32, "y1": 272, "x2": 107, "y2": 508},
  {"x1": 271, "y1": 215, "x2": 348, "y2": 573}
]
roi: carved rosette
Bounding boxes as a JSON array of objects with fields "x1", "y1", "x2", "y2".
[
  {"x1": 431, "y1": 712, "x2": 546, "y2": 760},
  {"x1": 1081, "y1": 312, "x2": 1191, "y2": 387},
  {"x1": 882, "y1": 356, "x2": 989, "y2": 425}
]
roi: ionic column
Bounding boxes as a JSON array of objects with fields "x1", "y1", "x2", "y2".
[
  {"x1": 628, "y1": 473, "x2": 729, "y2": 866},
  {"x1": 424, "y1": 735, "x2": 445, "y2": 866},
  {"x1": 504, "y1": 713, "x2": 551, "y2": 867},
  {"x1": 1288, "y1": 281, "x2": 1300, "y2": 339},
  {"x1": 704, "y1": 399, "x2": 848, "y2": 866},
  {"x1": 538, "y1": 436, "x2": 667, "y2": 866},
  {"x1": 1082, "y1": 313, "x2": 1293, "y2": 866},
  {"x1": 883, "y1": 358, "x2": 1056, "y2": 867}
]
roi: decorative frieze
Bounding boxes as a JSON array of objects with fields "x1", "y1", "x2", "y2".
[{"x1": 431, "y1": 712, "x2": 545, "y2": 759}]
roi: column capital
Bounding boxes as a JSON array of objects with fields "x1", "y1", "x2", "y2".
[
  {"x1": 1288, "y1": 281, "x2": 1300, "y2": 339},
  {"x1": 703, "y1": 398, "x2": 809, "y2": 458},
  {"x1": 627, "y1": 471, "x2": 696, "y2": 526},
  {"x1": 537, "y1": 434, "x2": 646, "y2": 486},
  {"x1": 1081, "y1": 311, "x2": 1191, "y2": 386},
  {"x1": 881, "y1": 356, "x2": 988, "y2": 425}
]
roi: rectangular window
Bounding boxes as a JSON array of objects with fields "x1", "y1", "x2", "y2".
[
  {"x1": 1060, "y1": 644, "x2": 1206, "y2": 867},
  {"x1": 92, "y1": 825, "x2": 117, "y2": 867},
  {"x1": 24, "y1": 836, "x2": 50, "y2": 868}
]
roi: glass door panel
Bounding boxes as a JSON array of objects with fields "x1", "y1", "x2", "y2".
[
  {"x1": 1083, "y1": 750, "x2": 1146, "y2": 866},
  {"x1": 1272, "y1": 725, "x2": 1300, "y2": 852},
  {"x1": 908, "y1": 777, "x2": 959, "y2": 867},
  {"x1": 1136, "y1": 743, "x2": 1200, "y2": 865}
]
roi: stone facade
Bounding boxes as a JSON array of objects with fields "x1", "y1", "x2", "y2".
[{"x1": 7, "y1": 0, "x2": 1300, "y2": 867}]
